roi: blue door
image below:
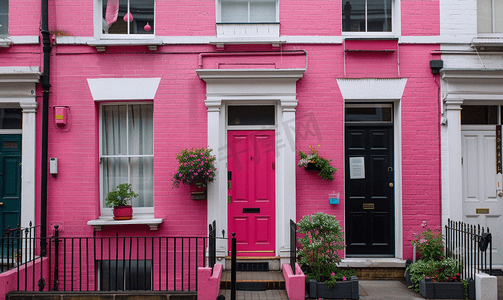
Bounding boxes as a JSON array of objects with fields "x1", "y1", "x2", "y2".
[{"x1": 0, "y1": 135, "x2": 22, "y2": 260}]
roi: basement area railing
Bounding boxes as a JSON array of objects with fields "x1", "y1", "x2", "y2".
[
  {"x1": 1, "y1": 222, "x2": 40, "y2": 274},
  {"x1": 445, "y1": 218, "x2": 492, "y2": 279}
]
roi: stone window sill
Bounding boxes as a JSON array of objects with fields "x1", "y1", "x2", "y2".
[
  {"x1": 86, "y1": 38, "x2": 164, "y2": 51},
  {"x1": 87, "y1": 216, "x2": 163, "y2": 231}
]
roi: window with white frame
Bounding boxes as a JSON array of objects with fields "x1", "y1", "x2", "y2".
[
  {"x1": 478, "y1": 0, "x2": 503, "y2": 33},
  {"x1": 0, "y1": 0, "x2": 8, "y2": 36},
  {"x1": 219, "y1": 0, "x2": 277, "y2": 23},
  {"x1": 342, "y1": 0, "x2": 392, "y2": 32},
  {"x1": 101, "y1": 0, "x2": 154, "y2": 35},
  {"x1": 100, "y1": 103, "x2": 153, "y2": 213}
]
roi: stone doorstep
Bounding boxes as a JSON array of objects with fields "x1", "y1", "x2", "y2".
[
  {"x1": 340, "y1": 258, "x2": 407, "y2": 280},
  {"x1": 220, "y1": 271, "x2": 285, "y2": 290}
]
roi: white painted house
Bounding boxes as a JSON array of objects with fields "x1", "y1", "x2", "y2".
[{"x1": 440, "y1": 0, "x2": 503, "y2": 267}]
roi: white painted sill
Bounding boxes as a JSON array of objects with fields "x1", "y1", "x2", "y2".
[
  {"x1": 87, "y1": 216, "x2": 163, "y2": 231},
  {"x1": 86, "y1": 38, "x2": 164, "y2": 51}
]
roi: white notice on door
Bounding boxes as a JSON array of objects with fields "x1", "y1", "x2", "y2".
[{"x1": 350, "y1": 157, "x2": 365, "y2": 179}]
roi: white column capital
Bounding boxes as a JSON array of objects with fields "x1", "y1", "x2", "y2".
[
  {"x1": 205, "y1": 98, "x2": 222, "y2": 112},
  {"x1": 444, "y1": 98, "x2": 464, "y2": 110},
  {"x1": 280, "y1": 98, "x2": 298, "y2": 112},
  {"x1": 19, "y1": 102, "x2": 38, "y2": 113}
]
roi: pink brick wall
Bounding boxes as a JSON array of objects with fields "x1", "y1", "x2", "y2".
[
  {"x1": 41, "y1": 43, "x2": 440, "y2": 262},
  {"x1": 45, "y1": 0, "x2": 439, "y2": 37}
]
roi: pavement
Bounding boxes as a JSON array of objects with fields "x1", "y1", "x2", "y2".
[{"x1": 219, "y1": 276, "x2": 503, "y2": 299}]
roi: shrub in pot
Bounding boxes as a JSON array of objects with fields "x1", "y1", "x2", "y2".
[
  {"x1": 297, "y1": 212, "x2": 358, "y2": 299},
  {"x1": 105, "y1": 183, "x2": 138, "y2": 220}
]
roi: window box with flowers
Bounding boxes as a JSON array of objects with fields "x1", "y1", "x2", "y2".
[
  {"x1": 173, "y1": 148, "x2": 217, "y2": 200},
  {"x1": 298, "y1": 145, "x2": 337, "y2": 180}
]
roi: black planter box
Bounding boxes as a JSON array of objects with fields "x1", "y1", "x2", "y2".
[
  {"x1": 405, "y1": 259, "x2": 412, "y2": 287},
  {"x1": 304, "y1": 162, "x2": 320, "y2": 171},
  {"x1": 419, "y1": 277, "x2": 475, "y2": 299},
  {"x1": 309, "y1": 276, "x2": 359, "y2": 299}
]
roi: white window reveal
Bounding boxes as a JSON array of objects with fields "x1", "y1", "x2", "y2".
[
  {"x1": 478, "y1": 0, "x2": 503, "y2": 33},
  {"x1": 102, "y1": 0, "x2": 154, "y2": 35},
  {"x1": 217, "y1": 0, "x2": 279, "y2": 38},
  {"x1": 0, "y1": 0, "x2": 8, "y2": 37},
  {"x1": 100, "y1": 103, "x2": 154, "y2": 215},
  {"x1": 342, "y1": 0, "x2": 392, "y2": 32}
]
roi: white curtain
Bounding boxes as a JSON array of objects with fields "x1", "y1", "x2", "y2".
[{"x1": 102, "y1": 104, "x2": 153, "y2": 208}]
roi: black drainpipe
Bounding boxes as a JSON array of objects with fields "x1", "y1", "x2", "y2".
[{"x1": 40, "y1": 0, "x2": 51, "y2": 256}]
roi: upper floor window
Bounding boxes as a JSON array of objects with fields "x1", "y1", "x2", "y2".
[
  {"x1": 100, "y1": 103, "x2": 154, "y2": 215},
  {"x1": 219, "y1": 0, "x2": 277, "y2": 23},
  {"x1": 342, "y1": 0, "x2": 392, "y2": 32},
  {"x1": 102, "y1": 0, "x2": 154, "y2": 36},
  {"x1": 0, "y1": 0, "x2": 8, "y2": 36},
  {"x1": 478, "y1": 0, "x2": 503, "y2": 33}
]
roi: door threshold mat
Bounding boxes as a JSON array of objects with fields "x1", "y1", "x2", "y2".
[
  {"x1": 236, "y1": 262, "x2": 269, "y2": 271},
  {"x1": 237, "y1": 282, "x2": 267, "y2": 291}
]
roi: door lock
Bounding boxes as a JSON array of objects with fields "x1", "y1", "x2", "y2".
[{"x1": 389, "y1": 182, "x2": 394, "y2": 187}]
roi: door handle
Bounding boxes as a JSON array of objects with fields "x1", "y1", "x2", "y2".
[
  {"x1": 0, "y1": 202, "x2": 3, "y2": 206},
  {"x1": 389, "y1": 182, "x2": 394, "y2": 187}
]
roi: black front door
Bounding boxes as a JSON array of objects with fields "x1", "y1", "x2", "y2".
[{"x1": 345, "y1": 125, "x2": 394, "y2": 256}]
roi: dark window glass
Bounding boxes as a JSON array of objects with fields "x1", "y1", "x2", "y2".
[
  {"x1": 0, "y1": 0, "x2": 7, "y2": 36},
  {"x1": 0, "y1": 108, "x2": 22, "y2": 129},
  {"x1": 461, "y1": 105, "x2": 497, "y2": 124},
  {"x1": 228, "y1": 106, "x2": 275, "y2": 125},
  {"x1": 345, "y1": 106, "x2": 393, "y2": 122},
  {"x1": 102, "y1": 0, "x2": 154, "y2": 35},
  {"x1": 98, "y1": 260, "x2": 152, "y2": 291},
  {"x1": 342, "y1": 0, "x2": 392, "y2": 32}
]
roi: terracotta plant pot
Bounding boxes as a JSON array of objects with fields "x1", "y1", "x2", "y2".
[{"x1": 113, "y1": 205, "x2": 133, "y2": 220}]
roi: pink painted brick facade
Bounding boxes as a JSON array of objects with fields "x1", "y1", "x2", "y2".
[{"x1": 0, "y1": 0, "x2": 442, "y2": 296}]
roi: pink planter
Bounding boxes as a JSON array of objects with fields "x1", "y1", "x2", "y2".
[{"x1": 113, "y1": 205, "x2": 133, "y2": 220}]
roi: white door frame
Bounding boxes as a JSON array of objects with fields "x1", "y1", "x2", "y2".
[{"x1": 197, "y1": 69, "x2": 305, "y2": 265}]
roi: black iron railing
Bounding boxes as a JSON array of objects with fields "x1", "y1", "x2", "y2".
[
  {"x1": 208, "y1": 220, "x2": 216, "y2": 270},
  {"x1": 4, "y1": 223, "x2": 238, "y2": 296},
  {"x1": 445, "y1": 218, "x2": 492, "y2": 279},
  {"x1": 1, "y1": 222, "x2": 40, "y2": 274},
  {"x1": 290, "y1": 219, "x2": 297, "y2": 275}
]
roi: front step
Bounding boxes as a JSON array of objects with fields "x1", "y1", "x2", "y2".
[
  {"x1": 224, "y1": 256, "x2": 281, "y2": 271},
  {"x1": 220, "y1": 271, "x2": 285, "y2": 291}
]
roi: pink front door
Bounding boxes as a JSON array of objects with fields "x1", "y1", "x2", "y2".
[{"x1": 228, "y1": 130, "x2": 275, "y2": 257}]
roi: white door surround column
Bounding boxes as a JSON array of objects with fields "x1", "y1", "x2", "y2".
[
  {"x1": 0, "y1": 67, "x2": 41, "y2": 230},
  {"x1": 197, "y1": 69, "x2": 305, "y2": 264}
]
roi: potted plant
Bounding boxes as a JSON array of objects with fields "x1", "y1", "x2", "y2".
[
  {"x1": 297, "y1": 212, "x2": 358, "y2": 299},
  {"x1": 297, "y1": 145, "x2": 337, "y2": 180},
  {"x1": 105, "y1": 183, "x2": 138, "y2": 220},
  {"x1": 173, "y1": 148, "x2": 217, "y2": 200},
  {"x1": 405, "y1": 221, "x2": 475, "y2": 299}
]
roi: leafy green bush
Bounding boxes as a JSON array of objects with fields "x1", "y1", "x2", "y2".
[
  {"x1": 297, "y1": 212, "x2": 355, "y2": 287},
  {"x1": 412, "y1": 227, "x2": 444, "y2": 261}
]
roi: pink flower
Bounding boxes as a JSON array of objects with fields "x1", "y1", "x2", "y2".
[
  {"x1": 331, "y1": 272, "x2": 335, "y2": 276},
  {"x1": 178, "y1": 174, "x2": 182, "y2": 177},
  {"x1": 343, "y1": 276, "x2": 347, "y2": 281}
]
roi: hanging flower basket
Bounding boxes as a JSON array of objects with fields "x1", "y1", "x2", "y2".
[{"x1": 173, "y1": 148, "x2": 217, "y2": 200}]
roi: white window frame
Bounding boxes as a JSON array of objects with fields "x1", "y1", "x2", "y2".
[
  {"x1": 99, "y1": 102, "x2": 154, "y2": 217},
  {"x1": 342, "y1": 0, "x2": 400, "y2": 37},
  {"x1": 477, "y1": 0, "x2": 503, "y2": 35},
  {"x1": 94, "y1": 0, "x2": 156, "y2": 40},
  {"x1": 216, "y1": 0, "x2": 279, "y2": 23}
]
